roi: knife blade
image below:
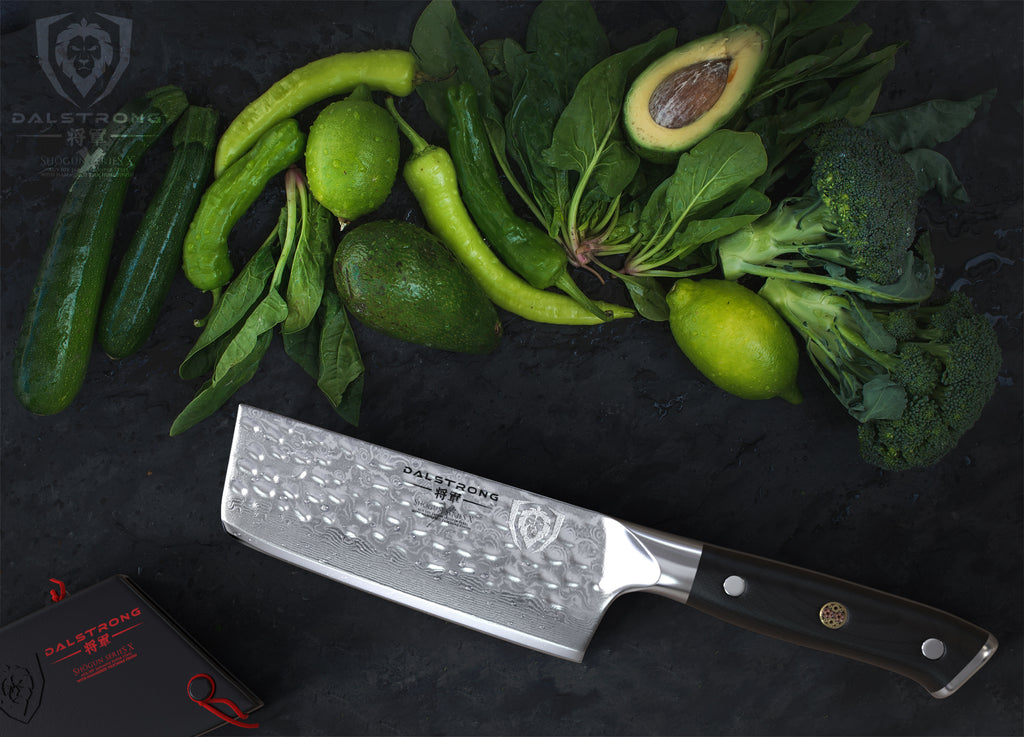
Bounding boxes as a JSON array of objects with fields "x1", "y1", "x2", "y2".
[{"x1": 220, "y1": 405, "x2": 997, "y2": 698}]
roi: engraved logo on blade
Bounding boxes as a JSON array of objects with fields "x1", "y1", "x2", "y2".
[{"x1": 508, "y1": 501, "x2": 565, "y2": 553}]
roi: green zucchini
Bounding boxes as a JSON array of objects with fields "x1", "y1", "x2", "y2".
[
  {"x1": 98, "y1": 105, "x2": 219, "y2": 359},
  {"x1": 12, "y1": 85, "x2": 188, "y2": 415}
]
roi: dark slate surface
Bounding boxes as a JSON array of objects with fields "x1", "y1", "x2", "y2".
[{"x1": 2, "y1": 2, "x2": 1021, "y2": 735}]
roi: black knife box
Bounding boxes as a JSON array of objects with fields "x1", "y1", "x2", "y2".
[{"x1": 0, "y1": 575, "x2": 261, "y2": 737}]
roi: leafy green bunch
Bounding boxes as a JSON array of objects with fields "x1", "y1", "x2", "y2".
[
  {"x1": 172, "y1": 168, "x2": 364, "y2": 435},
  {"x1": 410, "y1": 0, "x2": 913, "y2": 319}
]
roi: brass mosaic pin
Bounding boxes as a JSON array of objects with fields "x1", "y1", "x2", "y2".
[{"x1": 819, "y1": 601, "x2": 849, "y2": 629}]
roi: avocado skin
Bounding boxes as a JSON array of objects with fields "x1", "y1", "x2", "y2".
[{"x1": 334, "y1": 220, "x2": 502, "y2": 354}]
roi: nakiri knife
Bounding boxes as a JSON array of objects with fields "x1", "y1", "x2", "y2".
[{"x1": 220, "y1": 405, "x2": 997, "y2": 698}]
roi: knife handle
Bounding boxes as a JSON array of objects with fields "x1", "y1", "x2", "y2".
[{"x1": 682, "y1": 543, "x2": 997, "y2": 697}]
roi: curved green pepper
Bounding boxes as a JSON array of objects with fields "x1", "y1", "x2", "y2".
[
  {"x1": 387, "y1": 98, "x2": 633, "y2": 326},
  {"x1": 183, "y1": 117, "x2": 305, "y2": 295},
  {"x1": 215, "y1": 49, "x2": 419, "y2": 177}
]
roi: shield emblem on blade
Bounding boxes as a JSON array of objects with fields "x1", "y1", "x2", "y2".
[
  {"x1": 36, "y1": 13, "x2": 132, "y2": 108},
  {"x1": 508, "y1": 500, "x2": 565, "y2": 553},
  {"x1": 0, "y1": 656, "x2": 44, "y2": 725}
]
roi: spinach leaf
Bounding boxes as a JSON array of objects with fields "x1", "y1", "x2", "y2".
[
  {"x1": 543, "y1": 28, "x2": 676, "y2": 179},
  {"x1": 667, "y1": 188, "x2": 772, "y2": 261},
  {"x1": 620, "y1": 274, "x2": 670, "y2": 322},
  {"x1": 170, "y1": 330, "x2": 273, "y2": 436},
  {"x1": 525, "y1": 0, "x2": 609, "y2": 101},
  {"x1": 280, "y1": 314, "x2": 320, "y2": 379},
  {"x1": 412, "y1": 0, "x2": 546, "y2": 224},
  {"x1": 283, "y1": 289, "x2": 365, "y2": 426},
  {"x1": 864, "y1": 90, "x2": 996, "y2": 152},
  {"x1": 626, "y1": 130, "x2": 768, "y2": 273},
  {"x1": 316, "y1": 290, "x2": 365, "y2": 425},
  {"x1": 663, "y1": 131, "x2": 769, "y2": 223},
  {"x1": 774, "y1": 0, "x2": 861, "y2": 44},
  {"x1": 410, "y1": 0, "x2": 494, "y2": 132},
  {"x1": 754, "y1": 23, "x2": 878, "y2": 102},
  {"x1": 283, "y1": 194, "x2": 334, "y2": 334},
  {"x1": 505, "y1": 54, "x2": 566, "y2": 222},
  {"x1": 723, "y1": 0, "x2": 791, "y2": 38},
  {"x1": 903, "y1": 148, "x2": 970, "y2": 203},
  {"x1": 541, "y1": 28, "x2": 676, "y2": 252},
  {"x1": 212, "y1": 290, "x2": 289, "y2": 384},
  {"x1": 862, "y1": 91, "x2": 994, "y2": 203},
  {"x1": 178, "y1": 217, "x2": 280, "y2": 381}
]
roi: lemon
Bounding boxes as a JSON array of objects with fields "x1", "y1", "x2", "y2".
[
  {"x1": 305, "y1": 85, "x2": 399, "y2": 222},
  {"x1": 667, "y1": 278, "x2": 802, "y2": 403}
]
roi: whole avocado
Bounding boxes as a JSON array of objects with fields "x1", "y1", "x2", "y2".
[{"x1": 334, "y1": 220, "x2": 502, "y2": 353}]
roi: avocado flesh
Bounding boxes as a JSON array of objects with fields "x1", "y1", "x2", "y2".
[
  {"x1": 334, "y1": 220, "x2": 502, "y2": 354},
  {"x1": 625, "y1": 24, "x2": 768, "y2": 163}
]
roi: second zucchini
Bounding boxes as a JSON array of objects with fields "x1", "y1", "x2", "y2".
[{"x1": 99, "y1": 105, "x2": 219, "y2": 359}]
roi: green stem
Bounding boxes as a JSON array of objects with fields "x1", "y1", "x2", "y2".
[
  {"x1": 490, "y1": 136, "x2": 548, "y2": 231},
  {"x1": 738, "y1": 260, "x2": 916, "y2": 303},
  {"x1": 567, "y1": 122, "x2": 616, "y2": 257},
  {"x1": 272, "y1": 167, "x2": 303, "y2": 289}
]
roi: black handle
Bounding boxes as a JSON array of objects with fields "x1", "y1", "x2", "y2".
[{"x1": 687, "y1": 544, "x2": 997, "y2": 697}]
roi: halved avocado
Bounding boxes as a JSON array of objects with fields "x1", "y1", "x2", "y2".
[{"x1": 624, "y1": 24, "x2": 769, "y2": 163}]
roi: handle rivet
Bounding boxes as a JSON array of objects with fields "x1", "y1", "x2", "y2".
[
  {"x1": 723, "y1": 575, "x2": 747, "y2": 597},
  {"x1": 819, "y1": 601, "x2": 848, "y2": 629},
  {"x1": 921, "y1": 638, "x2": 946, "y2": 660}
]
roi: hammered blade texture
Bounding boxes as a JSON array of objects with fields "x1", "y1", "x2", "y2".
[{"x1": 221, "y1": 406, "x2": 621, "y2": 657}]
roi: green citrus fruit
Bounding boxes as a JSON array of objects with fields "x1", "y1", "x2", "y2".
[
  {"x1": 667, "y1": 278, "x2": 802, "y2": 403},
  {"x1": 305, "y1": 86, "x2": 399, "y2": 222}
]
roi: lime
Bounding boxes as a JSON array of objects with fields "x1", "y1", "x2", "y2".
[
  {"x1": 667, "y1": 278, "x2": 802, "y2": 403},
  {"x1": 305, "y1": 86, "x2": 399, "y2": 222}
]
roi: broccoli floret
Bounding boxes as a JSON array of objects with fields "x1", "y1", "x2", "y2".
[
  {"x1": 719, "y1": 119, "x2": 931, "y2": 303},
  {"x1": 759, "y1": 279, "x2": 1002, "y2": 471}
]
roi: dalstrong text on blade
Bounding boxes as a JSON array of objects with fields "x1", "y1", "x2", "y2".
[{"x1": 403, "y1": 466, "x2": 501, "y2": 503}]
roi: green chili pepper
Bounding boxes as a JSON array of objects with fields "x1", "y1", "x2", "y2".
[
  {"x1": 183, "y1": 118, "x2": 305, "y2": 297},
  {"x1": 445, "y1": 83, "x2": 608, "y2": 320},
  {"x1": 215, "y1": 49, "x2": 420, "y2": 177},
  {"x1": 386, "y1": 99, "x2": 633, "y2": 326}
]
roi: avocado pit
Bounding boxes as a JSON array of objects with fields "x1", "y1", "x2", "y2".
[
  {"x1": 624, "y1": 24, "x2": 769, "y2": 162},
  {"x1": 649, "y1": 58, "x2": 731, "y2": 129}
]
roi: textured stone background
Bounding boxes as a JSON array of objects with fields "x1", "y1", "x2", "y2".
[{"x1": 2, "y1": 2, "x2": 1021, "y2": 735}]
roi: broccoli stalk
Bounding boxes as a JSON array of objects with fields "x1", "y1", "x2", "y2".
[
  {"x1": 719, "y1": 119, "x2": 934, "y2": 303},
  {"x1": 759, "y1": 278, "x2": 1002, "y2": 471}
]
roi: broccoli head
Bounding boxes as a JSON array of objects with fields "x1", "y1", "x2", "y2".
[
  {"x1": 758, "y1": 279, "x2": 1002, "y2": 471},
  {"x1": 808, "y1": 119, "x2": 919, "y2": 284},
  {"x1": 718, "y1": 119, "x2": 930, "y2": 303}
]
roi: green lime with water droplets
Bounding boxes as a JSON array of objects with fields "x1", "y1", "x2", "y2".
[{"x1": 305, "y1": 84, "x2": 399, "y2": 223}]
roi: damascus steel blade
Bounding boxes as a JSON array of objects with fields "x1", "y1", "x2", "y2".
[{"x1": 221, "y1": 405, "x2": 663, "y2": 660}]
